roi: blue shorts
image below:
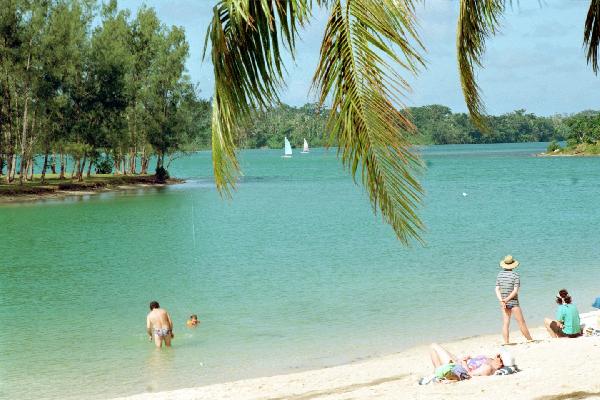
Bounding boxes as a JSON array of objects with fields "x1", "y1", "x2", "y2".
[{"x1": 505, "y1": 301, "x2": 520, "y2": 309}]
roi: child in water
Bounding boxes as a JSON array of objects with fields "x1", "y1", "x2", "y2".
[{"x1": 186, "y1": 314, "x2": 200, "y2": 328}]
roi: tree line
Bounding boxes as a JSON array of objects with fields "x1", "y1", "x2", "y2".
[
  {"x1": 205, "y1": 103, "x2": 574, "y2": 149},
  {"x1": 409, "y1": 105, "x2": 569, "y2": 145},
  {"x1": 0, "y1": 0, "x2": 207, "y2": 184}
]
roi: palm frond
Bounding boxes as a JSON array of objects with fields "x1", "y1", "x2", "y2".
[
  {"x1": 457, "y1": 0, "x2": 504, "y2": 131},
  {"x1": 312, "y1": 0, "x2": 425, "y2": 244},
  {"x1": 584, "y1": 0, "x2": 600, "y2": 74},
  {"x1": 206, "y1": 0, "x2": 311, "y2": 197}
]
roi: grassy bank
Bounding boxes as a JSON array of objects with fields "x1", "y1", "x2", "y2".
[
  {"x1": 540, "y1": 142, "x2": 600, "y2": 156},
  {"x1": 0, "y1": 174, "x2": 182, "y2": 201}
]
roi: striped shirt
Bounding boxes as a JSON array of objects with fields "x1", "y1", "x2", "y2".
[{"x1": 496, "y1": 270, "x2": 520, "y2": 307}]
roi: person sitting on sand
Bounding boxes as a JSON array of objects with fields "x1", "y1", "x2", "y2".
[
  {"x1": 146, "y1": 301, "x2": 174, "y2": 348},
  {"x1": 428, "y1": 343, "x2": 508, "y2": 378},
  {"x1": 495, "y1": 255, "x2": 534, "y2": 344},
  {"x1": 544, "y1": 289, "x2": 582, "y2": 338},
  {"x1": 186, "y1": 314, "x2": 200, "y2": 328}
]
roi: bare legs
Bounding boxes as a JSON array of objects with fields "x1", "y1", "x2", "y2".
[
  {"x1": 153, "y1": 334, "x2": 163, "y2": 348},
  {"x1": 429, "y1": 343, "x2": 456, "y2": 370},
  {"x1": 544, "y1": 318, "x2": 565, "y2": 338},
  {"x1": 513, "y1": 306, "x2": 533, "y2": 340},
  {"x1": 501, "y1": 306, "x2": 533, "y2": 344},
  {"x1": 153, "y1": 333, "x2": 172, "y2": 348},
  {"x1": 501, "y1": 307, "x2": 511, "y2": 344}
]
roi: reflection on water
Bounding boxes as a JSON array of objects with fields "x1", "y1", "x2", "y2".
[{"x1": 145, "y1": 348, "x2": 176, "y2": 394}]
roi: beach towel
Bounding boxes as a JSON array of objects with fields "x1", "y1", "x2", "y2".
[
  {"x1": 432, "y1": 363, "x2": 470, "y2": 382},
  {"x1": 579, "y1": 311, "x2": 600, "y2": 330},
  {"x1": 494, "y1": 365, "x2": 520, "y2": 375},
  {"x1": 418, "y1": 375, "x2": 439, "y2": 385},
  {"x1": 434, "y1": 363, "x2": 457, "y2": 380}
]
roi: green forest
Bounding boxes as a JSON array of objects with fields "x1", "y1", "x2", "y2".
[
  {"x1": 1, "y1": 1, "x2": 599, "y2": 185},
  {"x1": 547, "y1": 110, "x2": 600, "y2": 154},
  {"x1": 229, "y1": 103, "x2": 573, "y2": 149},
  {"x1": 0, "y1": 0, "x2": 208, "y2": 183},
  {"x1": 218, "y1": 103, "x2": 598, "y2": 150}
]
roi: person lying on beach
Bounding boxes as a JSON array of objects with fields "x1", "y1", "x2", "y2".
[
  {"x1": 544, "y1": 289, "x2": 582, "y2": 338},
  {"x1": 186, "y1": 314, "x2": 200, "y2": 328},
  {"x1": 426, "y1": 343, "x2": 509, "y2": 380},
  {"x1": 496, "y1": 255, "x2": 534, "y2": 344},
  {"x1": 146, "y1": 301, "x2": 174, "y2": 348}
]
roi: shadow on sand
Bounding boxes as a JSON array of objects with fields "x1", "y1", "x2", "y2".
[
  {"x1": 536, "y1": 391, "x2": 600, "y2": 400},
  {"x1": 267, "y1": 374, "x2": 409, "y2": 400}
]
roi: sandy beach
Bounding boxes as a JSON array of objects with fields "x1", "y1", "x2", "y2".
[{"x1": 113, "y1": 326, "x2": 600, "y2": 400}]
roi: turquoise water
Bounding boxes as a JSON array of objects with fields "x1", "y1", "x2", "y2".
[{"x1": 2, "y1": 143, "x2": 600, "y2": 400}]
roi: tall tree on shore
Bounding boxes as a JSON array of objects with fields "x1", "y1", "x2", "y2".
[
  {"x1": 206, "y1": 0, "x2": 600, "y2": 243},
  {"x1": 16, "y1": 1, "x2": 51, "y2": 184},
  {"x1": 84, "y1": 0, "x2": 132, "y2": 178},
  {"x1": 126, "y1": 5, "x2": 161, "y2": 175},
  {"x1": 144, "y1": 25, "x2": 189, "y2": 170},
  {"x1": 0, "y1": 0, "x2": 23, "y2": 182},
  {"x1": 37, "y1": 0, "x2": 93, "y2": 182}
]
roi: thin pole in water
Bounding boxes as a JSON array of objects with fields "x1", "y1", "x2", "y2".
[{"x1": 191, "y1": 198, "x2": 197, "y2": 248}]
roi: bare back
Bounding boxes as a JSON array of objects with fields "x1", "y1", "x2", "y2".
[
  {"x1": 147, "y1": 308, "x2": 174, "y2": 348},
  {"x1": 147, "y1": 308, "x2": 172, "y2": 330}
]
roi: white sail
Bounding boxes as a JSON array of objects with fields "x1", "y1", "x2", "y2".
[
  {"x1": 283, "y1": 136, "x2": 292, "y2": 157},
  {"x1": 302, "y1": 138, "x2": 309, "y2": 153}
]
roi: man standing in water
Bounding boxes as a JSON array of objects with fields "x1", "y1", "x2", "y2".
[{"x1": 146, "y1": 301, "x2": 174, "y2": 348}]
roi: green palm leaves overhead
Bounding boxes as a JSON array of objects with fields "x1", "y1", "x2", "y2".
[
  {"x1": 205, "y1": 0, "x2": 311, "y2": 197},
  {"x1": 456, "y1": 0, "x2": 504, "y2": 131},
  {"x1": 312, "y1": 0, "x2": 425, "y2": 243},
  {"x1": 584, "y1": 0, "x2": 600, "y2": 74},
  {"x1": 206, "y1": 0, "x2": 600, "y2": 244}
]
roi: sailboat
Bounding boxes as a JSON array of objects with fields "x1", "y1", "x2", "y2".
[
  {"x1": 301, "y1": 138, "x2": 309, "y2": 154},
  {"x1": 282, "y1": 136, "x2": 292, "y2": 158}
]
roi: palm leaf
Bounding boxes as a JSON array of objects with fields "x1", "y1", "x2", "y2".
[
  {"x1": 584, "y1": 0, "x2": 600, "y2": 74},
  {"x1": 457, "y1": 0, "x2": 504, "y2": 131},
  {"x1": 206, "y1": 0, "x2": 311, "y2": 197},
  {"x1": 312, "y1": 0, "x2": 425, "y2": 244}
]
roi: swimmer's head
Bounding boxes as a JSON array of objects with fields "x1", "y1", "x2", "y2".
[
  {"x1": 190, "y1": 314, "x2": 198, "y2": 320},
  {"x1": 149, "y1": 301, "x2": 160, "y2": 310}
]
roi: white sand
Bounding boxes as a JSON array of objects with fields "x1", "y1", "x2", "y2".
[{"x1": 113, "y1": 326, "x2": 600, "y2": 400}]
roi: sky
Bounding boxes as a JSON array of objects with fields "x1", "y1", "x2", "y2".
[{"x1": 118, "y1": 0, "x2": 600, "y2": 116}]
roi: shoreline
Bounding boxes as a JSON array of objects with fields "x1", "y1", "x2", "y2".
[
  {"x1": 536, "y1": 152, "x2": 600, "y2": 157},
  {"x1": 113, "y1": 326, "x2": 600, "y2": 400},
  {"x1": 0, "y1": 175, "x2": 184, "y2": 204}
]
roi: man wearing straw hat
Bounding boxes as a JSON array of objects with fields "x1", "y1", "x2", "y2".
[{"x1": 495, "y1": 255, "x2": 534, "y2": 345}]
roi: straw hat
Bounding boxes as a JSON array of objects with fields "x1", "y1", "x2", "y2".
[{"x1": 499, "y1": 255, "x2": 519, "y2": 269}]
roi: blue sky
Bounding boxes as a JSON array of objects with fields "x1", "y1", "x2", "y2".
[{"x1": 118, "y1": 0, "x2": 600, "y2": 116}]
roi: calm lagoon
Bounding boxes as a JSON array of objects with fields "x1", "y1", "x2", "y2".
[{"x1": 2, "y1": 143, "x2": 600, "y2": 399}]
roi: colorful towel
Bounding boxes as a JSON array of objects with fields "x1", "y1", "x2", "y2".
[{"x1": 494, "y1": 365, "x2": 520, "y2": 375}]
